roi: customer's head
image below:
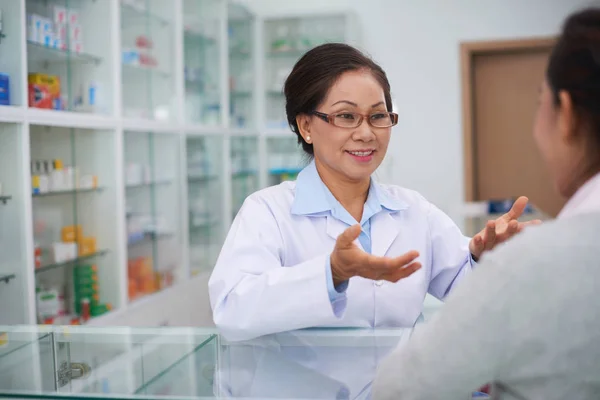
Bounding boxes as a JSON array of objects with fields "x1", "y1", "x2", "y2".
[
  {"x1": 535, "y1": 7, "x2": 600, "y2": 199},
  {"x1": 284, "y1": 43, "x2": 397, "y2": 183}
]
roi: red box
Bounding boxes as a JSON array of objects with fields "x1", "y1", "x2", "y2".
[{"x1": 28, "y1": 83, "x2": 52, "y2": 109}]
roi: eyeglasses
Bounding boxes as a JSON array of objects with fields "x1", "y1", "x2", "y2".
[{"x1": 311, "y1": 110, "x2": 399, "y2": 129}]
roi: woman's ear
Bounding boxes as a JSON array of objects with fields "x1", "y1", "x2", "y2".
[
  {"x1": 296, "y1": 114, "x2": 312, "y2": 143},
  {"x1": 557, "y1": 90, "x2": 577, "y2": 143}
]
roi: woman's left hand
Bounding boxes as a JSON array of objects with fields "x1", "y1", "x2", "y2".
[{"x1": 469, "y1": 196, "x2": 543, "y2": 261}]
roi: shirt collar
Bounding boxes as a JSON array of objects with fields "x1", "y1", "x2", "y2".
[
  {"x1": 291, "y1": 160, "x2": 408, "y2": 216},
  {"x1": 558, "y1": 171, "x2": 600, "y2": 219}
]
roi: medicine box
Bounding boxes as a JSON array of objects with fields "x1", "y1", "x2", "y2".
[
  {"x1": 61, "y1": 225, "x2": 83, "y2": 242},
  {"x1": 53, "y1": 5, "x2": 67, "y2": 25},
  {"x1": 27, "y1": 14, "x2": 42, "y2": 43},
  {"x1": 0, "y1": 74, "x2": 10, "y2": 106},
  {"x1": 40, "y1": 17, "x2": 54, "y2": 47},
  {"x1": 70, "y1": 24, "x2": 83, "y2": 53},
  {"x1": 28, "y1": 73, "x2": 61, "y2": 109},
  {"x1": 68, "y1": 9, "x2": 79, "y2": 26}
]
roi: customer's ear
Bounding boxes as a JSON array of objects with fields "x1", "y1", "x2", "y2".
[{"x1": 557, "y1": 90, "x2": 577, "y2": 143}]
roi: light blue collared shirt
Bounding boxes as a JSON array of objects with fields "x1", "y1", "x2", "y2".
[{"x1": 290, "y1": 161, "x2": 407, "y2": 310}]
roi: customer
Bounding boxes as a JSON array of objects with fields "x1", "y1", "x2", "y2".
[
  {"x1": 209, "y1": 43, "x2": 535, "y2": 341},
  {"x1": 373, "y1": 7, "x2": 600, "y2": 400}
]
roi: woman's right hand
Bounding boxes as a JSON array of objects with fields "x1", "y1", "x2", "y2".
[{"x1": 330, "y1": 224, "x2": 421, "y2": 287}]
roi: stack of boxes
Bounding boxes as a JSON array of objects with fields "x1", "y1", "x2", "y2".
[
  {"x1": 57, "y1": 224, "x2": 97, "y2": 263},
  {"x1": 27, "y1": 6, "x2": 84, "y2": 110},
  {"x1": 28, "y1": 73, "x2": 62, "y2": 110},
  {"x1": 128, "y1": 257, "x2": 157, "y2": 300},
  {"x1": 73, "y1": 265, "x2": 112, "y2": 321},
  {"x1": 27, "y1": 6, "x2": 83, "y2": 53}
]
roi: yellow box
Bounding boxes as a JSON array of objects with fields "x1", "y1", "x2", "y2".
[
  {"x1": 28, "y1": 73, "x2": 60, "y2": 98},
  {"x1": 61, "y1": 225, "x2": 83, "y2": 243},
  {"x1": 77, "y1": 236, "x2": 96, "y2": 256}
]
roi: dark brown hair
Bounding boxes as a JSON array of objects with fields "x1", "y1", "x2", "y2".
[
  {"x1": 547, "y1": 7, "x2": 600, "y2": 157},
  {"x1": 284, "y1": 43, "x2": 392, "y2": 156}
]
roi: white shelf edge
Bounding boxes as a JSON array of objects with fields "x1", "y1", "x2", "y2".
[
  {"x1": 122, "y1": 118, "x2": 181, "y2": 133},
  {"x1": 183, "y1": 124, "x2": 228, "y2": 135},
  {"x1": 0, "y1": 106, "x2": 26, "y2": 123},
  {"x1": 25, "y1": 108, "x2": 118, "y2": 130},
  {"x1": 228, "y1": 128, "x2": 259, "y2": 136}
]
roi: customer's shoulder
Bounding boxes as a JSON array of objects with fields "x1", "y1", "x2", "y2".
[{"x1": 483, "y1": 212, "x2": 600, "y2": 270}]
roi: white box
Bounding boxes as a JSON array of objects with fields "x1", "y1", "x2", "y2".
[
  {"x1": 69, "y1": 24, "x2": 83, "y2": 52},
  {"x1": 40, "y1": 17, "x2": 54, "y2": 47},
  {"x1": 53, "y1": 5, "x2": 67, "y2": 25},
  {"x1": 52, "y1": 242, "x2": 78, "y2": 263},
  {"x1": 27, "y1": 14, "x2": 42, "y2": 43},
  {"x1": 55, "y1": 24, "x2": 68, "y2": 50},
  {"x1": 68, "y1": 9, "x2": 79, "y2": 26}
]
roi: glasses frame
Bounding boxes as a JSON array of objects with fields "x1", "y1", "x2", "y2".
[{"x1": 311, "y1": 110, "x2": 399, "y2": 129}]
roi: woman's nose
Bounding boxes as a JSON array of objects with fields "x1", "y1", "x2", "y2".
[{"x1": 353, "y1": 118, "x2": 376, "y2": 141}]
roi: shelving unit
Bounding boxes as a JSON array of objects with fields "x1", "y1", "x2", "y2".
[{"x1": 0, "y1": 0, "x2": 359, "y2": 327}]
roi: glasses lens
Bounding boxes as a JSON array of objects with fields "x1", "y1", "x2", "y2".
[
  {"x1": 370, "y1": 112, "x2": 394, "y2": 128},
  {"x1": 333, "y1": 113, "x2": 361, "y2": 128}
]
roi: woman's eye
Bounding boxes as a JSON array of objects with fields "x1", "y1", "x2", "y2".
[
  {"x1": 338, "y1": 113, "x2": 356, "y2": 120},
  {"x1": 371, "y1": 113, "x2": 386, "y2": 120}
]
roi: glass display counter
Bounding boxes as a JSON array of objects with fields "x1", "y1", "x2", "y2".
[{"x1": 0, "y1": 325, "x2": 416, "y2": 399}]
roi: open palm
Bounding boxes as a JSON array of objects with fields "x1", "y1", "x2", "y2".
[{"x1": 469, "y1": 196, "x2": 542, "y2": 260}]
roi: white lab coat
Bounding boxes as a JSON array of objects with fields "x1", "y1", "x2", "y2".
[{"x1": 209, "y1": 173, "x2": 474, "y2": 342}]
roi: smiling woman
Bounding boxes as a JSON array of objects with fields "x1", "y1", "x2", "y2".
[{"x1": 207, "y1": 43, "x2": 535, "y2": 342}]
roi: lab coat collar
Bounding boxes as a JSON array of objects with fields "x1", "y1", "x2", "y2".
[
  {"x1": 558, "y1": 171, "x2": 600, "y2": 219},
  {"x1": 291, "y1": 160, "x2": 408, "y2": 216}
]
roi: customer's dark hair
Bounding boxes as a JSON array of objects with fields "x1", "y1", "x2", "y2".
[
  {"x1": 547, "y1": 7, "x2": 600, "y2": 157},
  {"x1": 284, "y1": 43, "x2": 392, "y2": 156}
]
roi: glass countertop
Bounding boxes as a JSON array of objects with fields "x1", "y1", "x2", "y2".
[{"x1": 0, "y1": 326, "x2": 412, "y2": 399}]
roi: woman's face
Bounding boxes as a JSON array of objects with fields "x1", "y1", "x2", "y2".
[{"x1": 299, "y1": 70, "x2": 391, "y2": 183}]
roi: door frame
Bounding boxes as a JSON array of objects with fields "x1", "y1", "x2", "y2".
[{"x1": 460, "y1": 37, "x2": 556, "y2": 201}]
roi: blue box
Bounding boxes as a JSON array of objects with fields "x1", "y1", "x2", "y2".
[{"x1": 0, "y1": 73, "x2": 10, "y2": 106}]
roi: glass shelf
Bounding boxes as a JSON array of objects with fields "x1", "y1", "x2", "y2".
[
  {"x1": 35, "y1": 250, "x2": 109, "y2": 274},
  {"x1": 0, "y1": 196, "x2": 11, "y2": 205},
  {"x1": 122, "y1": 63, "x2": 171, "y2": 79},
  {"x1": 231, "y1": 91, "x2": 252, "y2": 98},
  {"x1": 127, "y1": 232, "x2": 175, "y2": 248},
  {"x1": 230, "y1": 50, "x2": 251, "y2": 59},
  {"x1": 126, "y1": 180, "x2": 172, "y2": 189},
  {"x1": 120, "y1": 1, "x2": 171, "y2": 27},
  {"x1": 188, "y1": 174, "x2": 218, "y2": 183},
  {"x1": 184, "y1": 29, "x2": 217, "y2": 44},
  {"x1": 232, "y1": 170, "x2": 257, "y2": 178},
  {"x1": 0, "y1": 274, "x2": 16, "y2": 284},
  {"x1": 32, "y1": 187, "x2": 103, "y2": 197},
  {"x1": 27, "y1": 41, "x2": 102, "y2": 66}
]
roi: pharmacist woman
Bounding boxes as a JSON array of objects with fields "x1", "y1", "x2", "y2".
[{"x1": 208, "y1": 43, "x2": 538, "y2": 341}]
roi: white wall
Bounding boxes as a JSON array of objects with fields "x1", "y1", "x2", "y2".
[{"x1": 242, "y1": 0, "x2": 593, "y2": 223}]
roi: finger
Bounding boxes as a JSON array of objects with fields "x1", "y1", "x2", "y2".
[
  {"x1": 384, "y1": 262, "x2": 422, "y2": 283},
  {"x1": 517, "y1": 219, "x2": 543, "y2": 232},
  {"x1": 484, "y1": 220, "x2": 496, "y2": 250},
  {"x1": 470, "y1": 234, "x2": 485, "y2": 256},
  {"x1": 505, "y1": 196, "x2": 529, "y2": 220},
  {"x1": 335, "y1": 224, "x2": 362, "y2": 249},
  {"x1": 496, "y1": 220, "x2": 519, "y2": 243}
]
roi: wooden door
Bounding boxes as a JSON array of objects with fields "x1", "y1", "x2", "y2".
[{"x1": 462, "y1": 38, "x2": 565, "y2": 217}]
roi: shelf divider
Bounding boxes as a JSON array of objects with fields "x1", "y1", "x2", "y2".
[{"x1": 35, "y1": 250, "x2": 109, "y2": 274}]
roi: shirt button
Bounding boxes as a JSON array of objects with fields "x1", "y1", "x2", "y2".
[{"x1": 375, "y1": 280, "x2": 384, "y2": 287}]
